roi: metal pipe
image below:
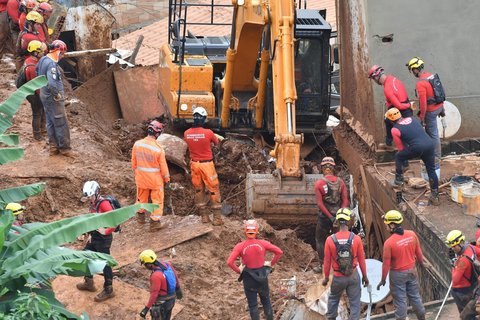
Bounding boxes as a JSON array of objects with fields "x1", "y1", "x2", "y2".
[
  {"x1": 434, "y1": 281, "x2": 452, "y2": 320},
  {"x1": 63, "y1": 48, "x2": 117, "y2": 58},
  {"x1": 287, "y1": 102, "x2": 293, "y2": 133}
]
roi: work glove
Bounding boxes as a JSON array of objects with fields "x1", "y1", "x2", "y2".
[
  {"x1": 139, "y1": 306, "x2": 149, "y2": 318},
  {"x1": 176, "y1": 288, "x2": 183, "y2": 300},
  {"x1": 53, "y1": 93, "x2": 64, "y2": 101},
  {"x1": 264, "y1": 261, "x2": 271, "y2": 267},
  {"x1": 438, "y1": 109, "x2": 446, "y2": 117},
  {"x1": 376, "y1": 280, "x2": 386, "y2": 291},
  {"x1": 239, "y1": 263, "x2": 245, "y2": 273},
  {"x1": 362, "y1": 276, "x2": 369, "y2": 287},
  {"x1": 321, "y1": 278, "x2": 329, "y2": 287}
]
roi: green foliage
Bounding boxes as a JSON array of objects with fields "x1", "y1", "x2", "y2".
[{"x1": 0, "y1": 290, "x2": 65, "y2": 320}]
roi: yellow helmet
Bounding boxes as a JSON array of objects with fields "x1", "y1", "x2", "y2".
[
  {"x1": 26, "y1": 11, "x2": 44, "y2": 24},
  {"x1": 385, "y1": 108, "x2": 401, "y2": 122},
  {"x1": 383, "y1": 210, "x2": 403, "y2": 225},
  {"x1": 446, "y1": 230, "x2": 465, "y2": 247},
  {"x1": 406, "y1": 57, "x2": 424, "y2": 71},
  {"x1": 139, "y1": 249, "x2": 157, "y2": 264},
  {"x1": 5, "y1": 203, "x2": 25, "y2": 216},
  {"x1": 27, "y1": 40, "x2": 43, "y2": 53},
  {"x1": 336, "y1": 208, "x2": 352, "y2": 222}
]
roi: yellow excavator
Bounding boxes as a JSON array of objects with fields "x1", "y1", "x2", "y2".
[{"x1": 158, "y1": 0, "x2": 333, "y2": 225}]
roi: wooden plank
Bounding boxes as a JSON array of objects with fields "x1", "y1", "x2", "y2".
[{"x1": 111, "y1": 215, "x2": 213, "y2": 267}]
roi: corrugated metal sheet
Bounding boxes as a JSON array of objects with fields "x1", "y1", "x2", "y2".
[{"x1": 114, "y1": 0, "x2": 336, "y2": 66}]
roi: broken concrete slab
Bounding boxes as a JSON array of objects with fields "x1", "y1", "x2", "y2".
[{"x1": 157, "y1": 133, "x2": 188, "y2": 171}]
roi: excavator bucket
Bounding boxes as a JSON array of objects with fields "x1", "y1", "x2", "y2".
[{"x1": 246, "y1": 173, "x2": 322, "y2": 225}]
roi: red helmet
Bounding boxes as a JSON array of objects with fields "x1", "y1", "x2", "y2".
[
  {"x1": 24, "y1": 0, "x2": 37, "y2": 10},
  {"x1": 148, "y1": 120, "x2": 163, "y2": 134},
  {"x1": 244, "y1": 219, "x2": 259, "y2": 239},
  {"x1": 320, "y1": 156, "x2": 335, "y2": 167},
  {"x1": 50, "y1": 40, "x2": 67, "y2": 53},
  {"x1": 368, "y1": 65, "x2": 384, "y2": 79},
  {"x1": 38, "y1": 2, "x2": 53, "y2": 14}
]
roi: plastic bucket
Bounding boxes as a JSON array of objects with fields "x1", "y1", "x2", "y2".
[
  {"x1": 451, "y1": 176, "x2": 474, "y2": 204},
  {"x1": 279, "y1": 276, "x2": 296, "y2": 298},
  {"x1": 462, "y1": 183, "x2": 480, "y2": 216}
]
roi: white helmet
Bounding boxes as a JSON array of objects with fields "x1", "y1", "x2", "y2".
[
  {"x1": 83, "y1": 181, "x2": 100, "y2": 197},
  {"x1": 192, "y1": 106, "x2": 207, "y2": 117}
]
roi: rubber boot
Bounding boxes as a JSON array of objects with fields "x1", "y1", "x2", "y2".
[
  {"x1": 150, "y1": 219, "x2": 166, "y2": 231},
  {"x1": 199, "y1": 207, "x2": 211, "y2": 223},
  {"x1": 49, "y1": 145, "x2": 59, "y2": 156},
  {"x1": 33, "y1": 131, "x2": 42, "y2": 141},
  {"x1": 212, "y1": 209, "x2": 224, "y2": 226},
  {"x1": 136, "y1": 211, "x2": 146, "y2": 224},
  {"x1": 429, "y1": 189, "x2": 440, "y2": 206},
  {"x1": 76, "y1": 277, "x2": 97, "y2": 292},
  {"x1": 94, "y1": 285, "x2": 115, "y2": 302},
  {"x1": 393, "y1": 174, "x2": 404, "y2": 186},
  {"x1": 59, "y1": 148, "x2": 75, "y2": 158}
]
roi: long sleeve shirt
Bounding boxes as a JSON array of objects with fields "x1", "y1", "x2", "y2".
[
  {"x1": 36, "y1": 54, "x2": 64, "y2": 97},
  {"x1": 131, "y1": 136, "x2": 170, "y2": 189},
  {"x1": 184, "y1": 127, "x2": 218, "y2": 161},
  {"x1": 381, "y1": 230, "x2": 424, "y2": 281},
  {"x1": 452, "y1": 245, "x2": 480, "y2": 289},
  {"x1": 0, "y1": 0, "x2": 8, "y2": 13},
  {"x1": 383, "y1": 75, "x2": 411, "y2": 111},
  {"x1": 416, "y1": 71, "x2": 444, "y2": 120},
  {"x1": 6, "y1": 0, "x2": 19, "y2": 23},
  {"x1": 323, "y1": 230, "x2": 367, "y2": 278},
  {"x1": 227, "y1": 238, "x2": 283, "y2": 274},
  {"x1": 90, "y1": 197, "x2": 116, "y2": 236},
  {"x1": 314, "y1": 175, "x2": 349, "y2": 218},
  {"x1": 146, "y1": 262, "x2": 180, "y2": 308}
]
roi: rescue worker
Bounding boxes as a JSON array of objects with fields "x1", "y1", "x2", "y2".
[
  {"x1": 6, "y1": 0, "x2": 21, "y2": 59},
  {"x1": 35, "y1": 1, "x2": 51, "y2": 43},
  {"x1": 227, "y1": 219, "x2": 283, "y2": 320},
  {"x1": 0, "y1": 0, "x2": 10, "y2": 59},
  {"x1": 5, "y1": 202, "x2": 26, "y2": 226},
  {"x1": 131, "y1": 120, "x2": 170, "y2": 230},
  {"x1": 76, "y1": 181, "x2": 116, "y2": 302},
  {"x1": 406, "y1": 57, "x2": 445, "y2": 167},
  {"x1": 184, "y1": 106, "x2": 223, "y2": 226},
  {"x1": 313, "y1": 156, "x2": 349, "y2": 273},
  {"x1": 446, "y1": 230, "x2": 480, "y2": 316},
  {"x1": 138, "y1": 249, "x2": 182, "y2": 320},
  {"x1": 18, "y1": 0, "x2": 36, "y2": 31},
  {"x1": 386, "y1": 108, "x2": 439, "y2": 205},
  {"x1": 22, "y1": 39, "x2": 46, "y2": 140},
  {"x1": 36, "y1": 39, "x2": 72, "y2": 156},
  {"x1": 377, "y1": 210, "x2": 426, "y2": 320},
  {"x1": 16, "y1": 8, "x2": 43, "y2": 70},
  {"x1": 368, "y1": 65, "x2": 413, "y2": 149},
  {"x1": 322, "y1": 209, "x2": 368, "y2": 320}
]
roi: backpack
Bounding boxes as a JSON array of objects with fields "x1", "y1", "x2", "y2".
[
  {"x1": 332, "y1": 232, "x2": 355, "y2": 276},
  {"x1": 95, "y1": 195, "x2": 122, "y2": 232},
  {"x1": 154, "y1": 262, "x2": 177, "y2": 295},
  {"x1": 425, "y1": 74, "x2": 446, "y2": 105},
  {"x1": 461, "y1": 245, "x2": 480, "y2": 287},
  {"x1": 320, "y1": 177, "x2": 342, "y2": 206},
  {"x1": 15, "y1": 64, "x2": 35, "y2": 89}
]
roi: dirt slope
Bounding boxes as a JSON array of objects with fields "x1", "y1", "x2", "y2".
[{"x1": 0, "y1": 54, "x2": 323, "y2": 319}]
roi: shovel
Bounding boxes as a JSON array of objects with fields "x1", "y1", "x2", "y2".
[
  {"x1": 221, "y1": 202, "x2": 233, "y2": 216},
  {"x1": 366, "y1": 284, "x2": 373, "y2": 320}
]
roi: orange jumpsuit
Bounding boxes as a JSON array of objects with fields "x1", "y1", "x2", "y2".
[
  {"x1": 131, "y1": 136, "x2": 170, "y2": 220},
  {"x1": 184, "y1": 127, "x2": 221, "y2": 208}
]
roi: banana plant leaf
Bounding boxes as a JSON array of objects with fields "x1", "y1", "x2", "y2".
[
  {"x1": 0, "y1": 211, "x2": 14, "y2": 249},
  {"x1": 0, "y1": 75, "x2": 47, "y2": 135},
  {"x1": 0, "y1": 134, "x2": 19, "y2": 146},
  {"x1": 0, "y1": 147, "x2": 24, "y2": 165},
  {"x1": 0, "y1": 182, "x2": 45, "y2": 203},
  {"x1": 2, "y1": 203, "x2": 157, "y2": 271}
]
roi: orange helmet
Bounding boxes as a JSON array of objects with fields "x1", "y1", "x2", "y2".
[
  {"x1": 368, "y1": 64, "x2": 384, "y2": 79},
  {"x1": 244, "y1": 219, "x2": 259, "y2": 239},
  {"x1": 320, "y1": 156, "x2": 335, "y2": 167},
  {"x1": 385, "y1": 108, "x2": 401, "y2": 121}
]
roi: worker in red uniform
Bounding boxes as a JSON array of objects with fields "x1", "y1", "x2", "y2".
[
  {"x1": 184, "y1": 106, "x2": 223, "y2": 226},
  {"x1": 0, "y1": 0, "x2": 12, "y2": 59},
  {"x1": 6, "y1": 0, "x2": 21, "y2": 68},
  {"x1": 386, "y1": 107, "x2": 439, "y2": 205},
  {"x1": 227, "y1": 219, "x2": 283, "y2": 320},
  {"x1": 377, "y1": 210, "x2": 426, "y2": 320},
  {"x1": 313, "y1": 156, "x2": 349, "y2": 273},
  {"x1": 322, "y1": 209, "x2": 368, "y2": 320},
  {"x1": 446, "y1": 230, "x2": 480, "y2": 317},
  {"x1": 23, "y1": 39, "x2": 46, "y2": 140},
  {"x1": 76, "y1": 181, "x2": 117, "y2": 302},
  {"x1": 131, "y1": 120, "x2": 171, "y2": 231},
  {"x1": 406, "y1": 57, "x2": 445, "y2": 167},
  {"x1": 16, "y1": 10, "x2": 43, "y2": 70},
  {"x1": 369, "y1": 65, "x2": 413, "y2": 149},
  {"x1": 139, "y1": 249, "x2": 182, "y2": 320},
  {"x1": 35, "y1": 2, "x2": 52, "y2": 43},
  {"x1": 17, "y1": 0, "x2": 35, "y2": 31}
]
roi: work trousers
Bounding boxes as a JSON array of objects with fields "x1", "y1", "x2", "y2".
[
  {"x1": 136, "y1": 187, "x2": 164, "y2": 220},
  {"x1": 385, "y1": 108, "x2": 413, "y2": 145},
  {"x1": 84, "y1": 235, "x2": 113, "y2": 287},
  {"x1": 26, "y1": 94, "x2": 45, "y2": 138},
  {"x1": 327, "y1": 272, "x2": 361, "y2": 320},
  {"x1": 460, "y1": 298, "x2": 477, "y2": 320},
  {"x1": 0, "y1": 11, "x2": 11, "y2": 58},
  {"x1": 452, "y1": 286, "x2": 475, "y2": 314},
  {"x1": 150, "y1": 299, "x2": 175, "y2": 320},
  {"x1": 242, "y1": 271, "x2": 273, "y2": 320},
  {"x1": 315, "y1": 213, "x2": 334, "y2": 264},
  {"x1": 424, "y1": 106, "x2": 444, "y2": 165},
  {"x1": 190, "y1": 161, "x2": 221, "y2": 208},
  {"x1": 40, "y1": 92, "x2": 71, "y2": 150},
  {"x1": 389, "y1": 269, "x2": 425, "y2": 320},
  {"x1": 395, "y1": 143, "x2": 438, "y2": 190}
]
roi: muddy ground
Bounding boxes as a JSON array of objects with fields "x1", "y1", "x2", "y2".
[{"x1": 0, "y1": 54, "x2": 333, "y2": 319}]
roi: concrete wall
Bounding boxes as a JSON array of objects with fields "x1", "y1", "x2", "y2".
[{"x1": 338, "y1": 0, "x2": 480, "y2": 143}]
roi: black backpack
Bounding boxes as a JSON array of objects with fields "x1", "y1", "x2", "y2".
[
  {"x1": 332, "y1": 232, "x2": 355, "y2": 276},
  {"x1": 425, "y1": 74, "x2": 446, "y2": 105},
  {"x1": 95, "y1": 195, "x2": 122, "y2": 232},
  {"x1": 15, "y1": 64, "x2": 35, "y2": 89},
  {"x1": 461, "y1": 245, "x2": 480, "y2": 286}
]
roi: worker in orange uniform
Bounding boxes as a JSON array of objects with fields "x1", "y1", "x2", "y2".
[
  {"x1": 184, "y1": 106, "x2": 223, "y2": 226},
  {"x1": 446, "y1": 230, "x2": 480, "y2": 317},
  {"x1": 377, "y1": 210, "x2": 426, "y2": 320},
  {"x1": 132, "y1": 120, "x2": 170, "y2": 231},
  {"x1": 368, "y1": 65, "x2": 413, "y2": 149},
  {"x1": 227, "y1": 219, "x2": 283, "y2": 320},
  {"x1": 313, "y1": 156, "x2": 349, "y2": 273},
  {"x1": 138, "y1": 249, "x2": 182, "y2": 320},
  {"x1": 322, "y1": 209, "x2": 368, "y2": 320}
]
